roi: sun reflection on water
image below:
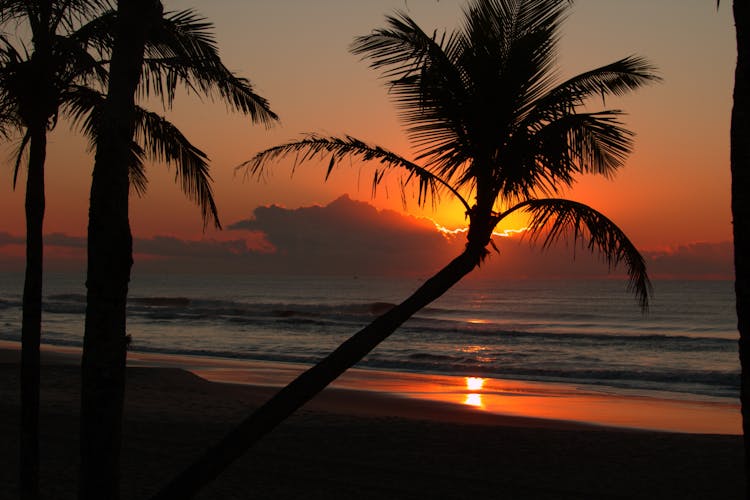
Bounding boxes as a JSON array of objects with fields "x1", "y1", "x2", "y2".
[
  {"x1": 466, "y1": 377, "x2": 485, "y2": 391},
  {"x1": 464, "y1": 377, "x2": 486, "y2": 408},
  {"x1": 464, "y1": 393, "x2": 483, "y2": 407}
]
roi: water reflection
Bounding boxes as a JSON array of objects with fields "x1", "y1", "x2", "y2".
[
  {"x1": 464, "y1": 377, "x2": 486, "y2": 408},
  {"x1": 466, "y1": 377, "x2": 485, "y2": 391},
  {"x1": 464, "y1": 393, "x2": 484, "y2": 408}
]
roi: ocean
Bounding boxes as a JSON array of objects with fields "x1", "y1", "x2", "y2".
[{"x1": 0, "y1": 272, "x2": 739, "y2": 406}]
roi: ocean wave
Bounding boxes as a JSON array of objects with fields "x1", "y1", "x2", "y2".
[
  {"x1": 47, "y1": 293, "x2": 86, "y2": 302},
  {"x1": 130, "y1": 297, "x2": 191, "y2": 307},
  {"x1": 0, "y1": 298, "x2": 20, "y2": 310},
  {"x1": 399, "y1": 323, "x2": 736, "y2": 350},
  {"x1": 35, "y1": 292, "x2": 738, "y2": 350}
]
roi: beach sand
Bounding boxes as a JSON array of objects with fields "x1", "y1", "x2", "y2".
[{"x1": 0, "y1": 344, "x2": 745, "y2": 499}]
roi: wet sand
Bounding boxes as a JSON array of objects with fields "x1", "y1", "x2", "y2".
[{"x1": 0, "y1": 343, "x2": 745, "y2": 498}]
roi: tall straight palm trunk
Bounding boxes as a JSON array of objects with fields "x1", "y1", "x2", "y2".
[
  {"x1": 732, "y1": 0, "x2": 750, "y2": 486},
  {"x1": 79, "y1": 1, "x2": 161, "y2": 498},
  {"x1": 20, "y1": 124, "x2": 46, "y2": 500},
  {"x1": 20, "y1": 8, "x2": 53, "y2": 497},
  {"x1": 151, "y1": 236, "x2": 492, "y2": 499}
]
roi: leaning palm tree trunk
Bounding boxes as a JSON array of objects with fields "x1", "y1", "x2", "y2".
[
  {"x1": 79, "y1": 1, "x2": 162, "y2": 498},
  {"x1": 20, "y1": 124, "x2": 46, "y2": 500},
  {"x1": 731, "y1": 0, "x2": 750, "y2": 486},
  {"x1": 151, "y1": 240, "x2": 489, "y2": 499}
]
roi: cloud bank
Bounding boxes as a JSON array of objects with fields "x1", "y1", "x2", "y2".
[
  {"x1": 226, "y1": 195, "x2": 452, "y2": 275},
  {"x1": 0, "y1": 196, "x2": 734, "y2": 280}
]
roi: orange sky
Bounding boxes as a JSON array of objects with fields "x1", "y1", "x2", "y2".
[{"x1": 0, "y1": 0, "x2": 737, "y2": 276}]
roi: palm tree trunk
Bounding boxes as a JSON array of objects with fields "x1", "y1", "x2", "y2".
[
  {"x1": 150, "y1": 241, "x2": 487, "y2": 499},
  {"x1": 78, "y1": 1, "x2": 161, "y2": 498},
  {"x1": 732, "y1": 0, "x2": 750, "y2": 490},
  {"x1": 20, "y1": 125, "x2": 46, "y2": 500}
]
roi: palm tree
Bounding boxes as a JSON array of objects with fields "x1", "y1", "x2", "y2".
[
  {"x1": 77, "y1": 1, "x2": 277, "y2": 498},
  {"x1": 1, "y1": 2, "x2": 274, "y2": 498},
  {"x1": 0, "y1": 2, "x2": 256, "y2": 497},
  {"x1": 78, "y1": 3, "x2": 161, "y2": 496},
  {"x1": 150, "y1": 0, "x2": 657, "y2": 497},
  {"x1": 716, "y1": 0, "x2": 750, "y2": 488},
  {"x1": 0, "y1": 3, "x2": 109, "y2": 499},
  {"x1": 732, "y1": 0, "x2": 750, "y2": 489}
]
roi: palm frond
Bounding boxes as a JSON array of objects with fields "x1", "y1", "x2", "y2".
[
  {"x1": 127, "y1": 141, "x2": 148, "y2": 196},
  {"x1": 241, "y1": 134, "x2": 471, "y2": 212},
  {"x1": 49, "y1": 0, "x2": 112, "y2": 35},
  {"x1": 61, "y1": 83, "x2": 100, "y2": 140},
  {"x1": 0, "y1": 107, "x2": 19, "y2": 138},
  {"x1": 526, "y1": 56, "x2": 660, "y2": 123},
  {"x1": 501, "y1": 197, "x2": 651, "y2": 309},
  {"x1": 62, "y1": 84, "x2": 220, "y2": 229},
  {"x1": 61, "y1": 86, "x2": 156, "y2": 196},
  {"x1": 139, "y1": 9, "x2": 278, "y2": 126},
  {"x1": 0, "y1": 1, "x2": 30, "y2": 24},
  {"x1": 351, "y1": 12, "x2": 454, "y2": 79},
  {"x1": 530, "y1": 110, "x2": 634, "y2": 182},
  {"x1": 133, "y1": 107, "x2": 220, "y2": 229},
  {"x1": 350, "y1": 1, "x2": 571, "y2": 193},
  {"x1": 0, "y1": 62, "x2": 23, "y2": 135},
  {"x1": 52, "y1": 31, "x2": 108, "y2": 88},
  {"x1": 351, "y1": 12, "x2": 471, "y2": 180},
  {"x1": 11, "y1": 128, "x2": 30, "y2": 189},
  {"x1": 68, "y1": 7, "x2": 116, "y2": 57}
]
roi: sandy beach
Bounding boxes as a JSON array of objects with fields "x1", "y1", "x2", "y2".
[{"x1": 0, "y1": 343, "x2": 745, "y2": 499}]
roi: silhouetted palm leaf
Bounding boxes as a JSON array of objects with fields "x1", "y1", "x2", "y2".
[
  {"x1": 532, "y1": 56, "x2": 661, "y2": 112},
  {"x1": 10, "y1": 130, "x2": 30, "y2": 188},
  {"x1": 244, "y1": 134, "x2": 471, "y2": 212},
  {"x1": 1, "y1": 5, "x2": 109, "y2": 186},
  {"x1": 502, "y1": 198, "x2": 651, "y2": 308},
  {"x1": 63, "y1": 84, "x2": 220, "y2": 228},
  {"x1": 67, "y1": 6, "x2": 278, "y2": 126},
  {"x1": 134, "y1": 108, "x2": 219, "y2": 228},
  {"x1": 140, "y1": 9, "x2": 277, "y2": 125}
]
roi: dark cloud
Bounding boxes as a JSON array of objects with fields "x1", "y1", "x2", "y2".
[
  {"x1": 46, "y1": 233, "x2": 86, "y2": 248},
  {"x1": 227, "y1": 195, "x2": 453, "y2": 276},
  {"x1": 0, "y1": 232, "x2": 24, "y2": 246},
  {"x1": 135, "y1": 236, "x2": 264, "y2": 259},
  {"x1": 645, "y1": 242, "x2": 733, "y2": 279}
]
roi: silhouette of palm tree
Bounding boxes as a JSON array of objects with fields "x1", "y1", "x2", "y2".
[
  {"x1": 0, "y1": 3, "x2": 117, "y2": 498},
  {"x1": 150, "y1": 0, "x2": 658, "y2": 497},
  {"x1": 733, "y1": 2, "x2": 750, "y2": 490},
  {"x1": 0, "y1": 3, "x2": 271, "y2": 497},
  {"x1": 77, "y1": 1, "x2": 277, "y2": 498},
  {"x1": 717, "y1": 0, "x2": 750, "y2": 488}
]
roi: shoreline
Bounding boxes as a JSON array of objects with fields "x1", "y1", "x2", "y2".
[
  {"x1": 0, "y1": 341, "x2": 745, "y2": 498},
  {"x1": 0, "y1": 340, "x2": 741, "y2": 434}
]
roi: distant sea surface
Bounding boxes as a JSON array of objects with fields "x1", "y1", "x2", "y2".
[{"x1": 0, "y1": 272, "x2": 739, "y2": 403}]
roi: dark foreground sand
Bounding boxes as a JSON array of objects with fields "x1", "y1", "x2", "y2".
[{"x1": 0, "y1": 348, "x2": 745, "y2": 499}]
